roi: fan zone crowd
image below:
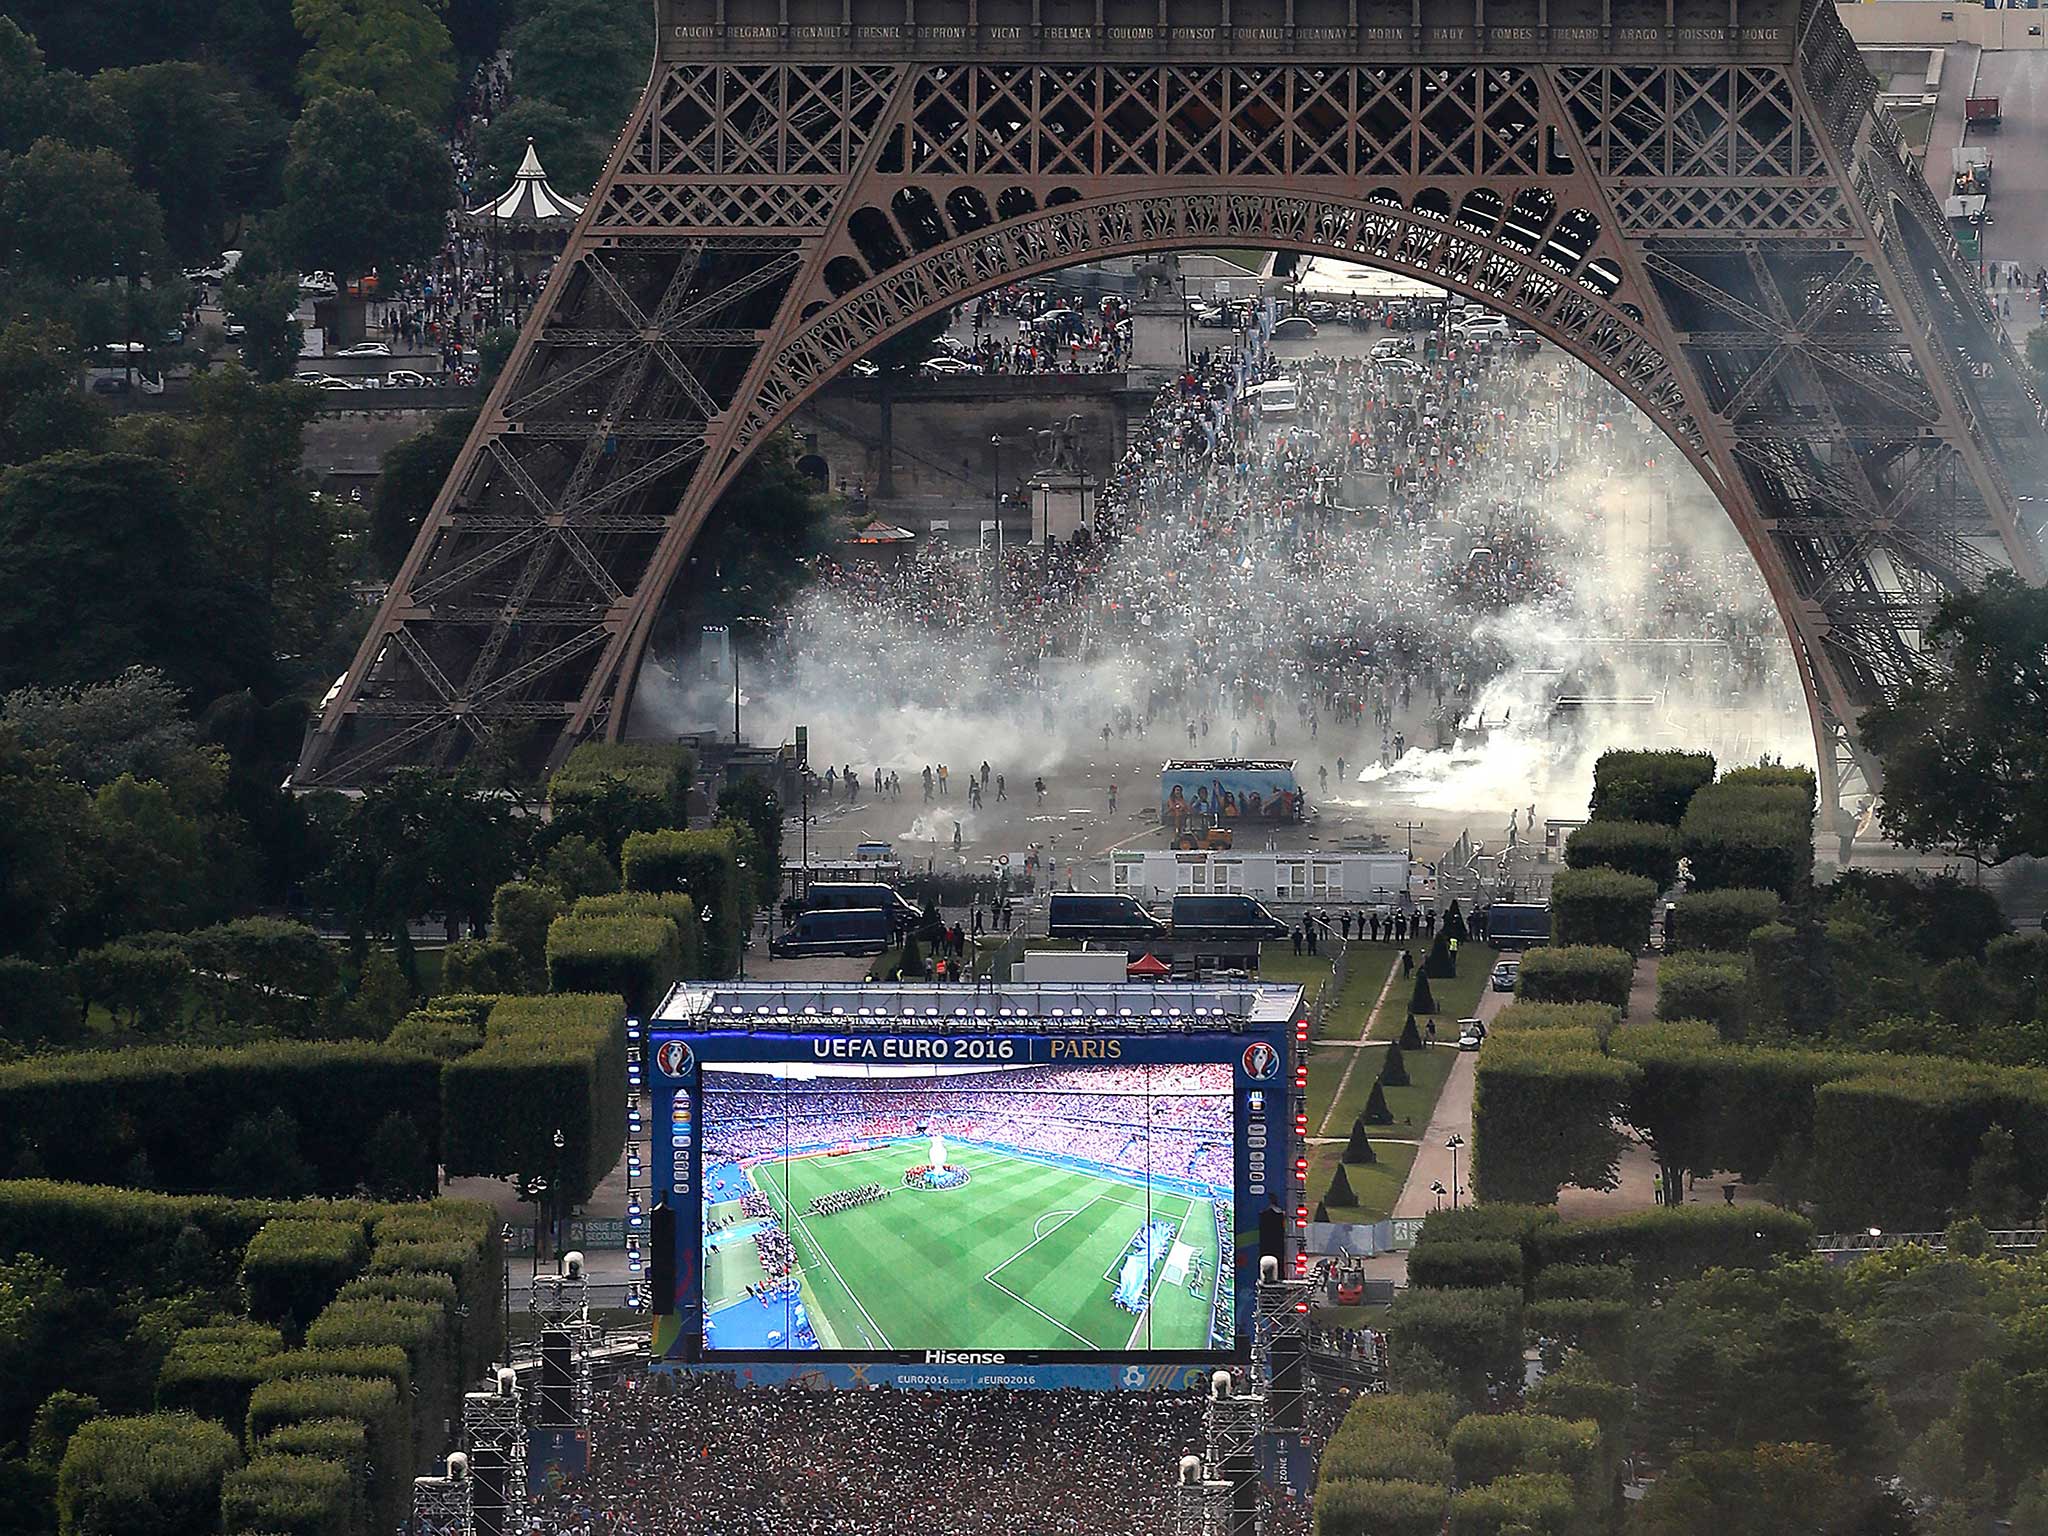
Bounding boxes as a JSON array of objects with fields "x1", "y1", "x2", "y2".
[{"x1": 756, "y1": 307, "x2": 1802, "y2": 787}]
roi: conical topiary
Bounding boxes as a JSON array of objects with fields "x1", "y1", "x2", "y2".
[
  {"x1": 1364, "y1": 1078, "x2": 1394, "y2": 1124},
  {"x1": 897, "y1": 936, "x2": 927, "y2": 979},
  {"x1": 1426, "y1": 931, "x2": 1454, "y2": 977},
  {"x1": 1410, "y1": 971, "x2": 1437, "y2": 1015},
  {"x1": 1346, "y1": 1119, "x2": 1378, "y2": 1164},
  {"x1": 1326, "y1": 1162, "x2": 1358, "y2": 1207},
  {"x1": 1381, "y1": 1040, "x2": 1410, "y2": 1087},
  {"x1": 1445, "y1": 901, "x2": 1468, "y2": 941},
  {"x1": 1313, "y1": 1200, "x2": 1330, "y2": 1223},
  {"x1": 1399, "y1": 1012, "x2": 1423, "y2": 1050}
]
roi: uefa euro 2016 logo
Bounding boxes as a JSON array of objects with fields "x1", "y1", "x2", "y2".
[
  {"x1": 654, "y1": 1040, "x2": 694, "y2": 1077},
  {"x1": 1240, "y1": 1042, "x2": 1279, "y2": 1080}
]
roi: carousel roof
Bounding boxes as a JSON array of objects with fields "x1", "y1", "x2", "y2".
[{"x1": 467, "y1": 139, "x2": 584, "y2": 225}]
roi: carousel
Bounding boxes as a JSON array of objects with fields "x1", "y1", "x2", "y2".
[{"x1": 461, "y1": 138, "x2": 585, "y2": 328}]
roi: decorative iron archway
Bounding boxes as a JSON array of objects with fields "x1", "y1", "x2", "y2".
[{"x1": 294, "y1": 0, "x2": 2045, "y2": 829}]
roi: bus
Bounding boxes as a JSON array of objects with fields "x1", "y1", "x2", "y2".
[{"x1": 81, "y1": 342, "x2": 165, "y2": 396}]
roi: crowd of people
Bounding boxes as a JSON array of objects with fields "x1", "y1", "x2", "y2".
[
  {"x1": 747, "y1": 300, "x2": 1806, "y2": 810},
  {"x1": 803, "y1": 1181, "x2": 888, "y2": 1217},
  {"x1": 531, "y1": 1379, "x2": 1213, "y2": 1536}
]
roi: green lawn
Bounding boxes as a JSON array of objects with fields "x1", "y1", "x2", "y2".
[
  {"x1": 1378, "y1": 1042, "x2": 1458, "y2": 1134},
  {"x1": 1308, "y1": 1138, "x2": 1417, "y2": 1225},
  {"x1": 1406, "y1": 944, "x2": 1502, "y2": 1027},
  {"x1": 1325, "y1": 943, "x2": 1405, "y2": 1040},
  {"x1": 725, "y1": 1143, "x2": 1227, "y2": 1352}
]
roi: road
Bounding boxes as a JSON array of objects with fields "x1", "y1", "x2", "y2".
[{"x1": 1964, "y1": 49, "x2": 2048, "y2": 342}]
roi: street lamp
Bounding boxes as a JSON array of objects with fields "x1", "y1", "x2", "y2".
[
  {"x1": 550, "y1": 1127, "x2": 565, "y2": 1263},
  {"x1": 1445, "y1": 1134, "x2": 1466, "y2": 1208},
  {"x1": 1430, "y1": 1181, "x2": 1447, "y2": 1211}
]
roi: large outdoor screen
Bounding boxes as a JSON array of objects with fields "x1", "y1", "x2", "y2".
[{"x1": 697, "y1": 1060, "x2": 1236, "y2": 1354}]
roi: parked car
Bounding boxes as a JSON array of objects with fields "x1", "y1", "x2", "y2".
[
  {"x1": 1269, "y1": 316, "x2": 1317, "y2": 339},
  {"x1": 334, "y1": 340, "x2": 391, "y2": 357},
  {"x1": 1454, "y1": 313, "x2": 1511, "y2": 340},
  {"x1": 1194, "y1": 306, "x2": 1233, "y2": 328},
  {"x1": 383, "y1": 369, "x2": 431, "y2": 387},
  {"x1": 1370, "y1": 336, "x2": 1416, "y2": 360},
  {"x1": 1457, "y1": 1018, "x2": 1488, "y2": 1051},
  {"x1": 919, "y1": 355, "x2": 976, "y2": 377},
  {"x1": 1491, "y1": 960, "x2": 1520, "y2": 992},
  {"x1": 769, "y1": 907, "x2": 894, "y2": 958}
]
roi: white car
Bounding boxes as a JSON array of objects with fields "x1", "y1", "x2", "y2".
[
  {"x1": 334, "y1": 341, "x2": 391, "y2": 357},
  {"x1": 383, "y1": 369, "x2": 431, "y2": 387},
  {"x1": 1454, "y1": 313, "x2": 1511, "y2": 339},
  {"x1": 1456, "y1": 1018, "x2": 1489, "y2": 1051},
  {"x1": 920, "y1": 355, "x2": 976, "y2": 377},
  {"x1": 311, "y1": 376, "x2": 359, "y2": 391}
]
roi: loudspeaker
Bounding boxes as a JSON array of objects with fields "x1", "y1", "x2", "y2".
[
  {"x1": 650, "y1": 1202, "x2": 676, "y2": 1315},
  {"x1": 537, "y1": 1328, "x2": 575, "y2": 1427},
  {"x1": 1258, "y1": 1206, "x2": 1286, "y2": 1268},
  {"x1": 1224, "y1": 1447, "x2": 1259, "y2": 1536}
]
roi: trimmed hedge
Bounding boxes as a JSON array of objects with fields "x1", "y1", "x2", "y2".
[
  {"x1": 221, "y1": 1454, "x2": 354, "y2": 1536},
  {"x1": 1489, "y1": 1002, "x2": 1621, "y2": 1045},
  {"x1": 1666, "y1": 886, "x2": 1781, "y2": 952},
  {"x1": 572, "y1": 891, "x2": 702, "y2": 979},
  {"x1": 304, "y1": 1299, "x2": 453, "y2": 1464},
  {"x1": 1406, "y1": 1240, "x2": 1525, "y2": 1293},
  {"x1": 1530, "y1": 1263, "x2": 1632, "y2": 1301},
  {"x1": 440, "y1": 940, "x2": 525, "y2": 995},
  {"x1": 245, "y1": 1374, "x2": 405, "y2": 1534},
  {"x1": 0, "y1": 1044, "x2": 441, "y2": 1194},
  {"x1": 621, "y1": 826, "x2": 747, "y2": 978},
  {"x1": 156, "y1": 1325, "x2": 286, "y2": 1437},
  {"x1": 1448, "y1": 1413, "x2": 1599, "y2": 1489},
  {"x1": 1471, "y1": 1030, "x2": 1634, "y2": 1203},
  {"x1": 1588, "y1": 749, "x2": 1715, "y2": 827},
  {"x1": 57, "y1": 1413, "x2": 240, "y2": 1536},
  {"x1": 1524, "y1": 1296, "x2": 1631, "y2": 1365},
  {"x1": 548, "y1": 741, "x2": 692, "y2": 830},
  {"x1": 258, "y1": 1347, "x2": 410, "y2": 1398},
  {"x1": 1320, "y1": 1427, "x2": 1453, "y2": 1485},
  {"x1": 1448, "y1": 1472, "x2": 1577, "y2": 1536},
  {"x1": 1656, "y1": 950, "x2": 1749, "y2": 1040},
  {"x1": 1527, "y1": 1204, "x2": 1813, "y2": 1292},
  {"x1": 1563, "y1": 819, "x2": 1680, "y2": 890},
  {"x1": 490, "y1": 880, "x2": 562, "y2": 983},
  {"x1": 242, "y1": 1219, "x2": 371, "y2": 1336},
  {"x1": 1386, "y1": 1286, "x2": 1524, "y2": 1408},
  {"x1": 1514, "y1": 946, "x2": 1633, "y2": 1008},
  {"x1": 256, "y1": 1418, "x2": 367, "y2": 1464},
  {"x1": 383, "y1": 1002, "x2": 491, "y2": 1062},
  {"x1": 441, "y1": 994, "x2": 626, "y2": 1204},
  {"x1": 1313, "y1": 1479, "x2": 1449, "y2": 1536},
  {"x1": 1679, "y1": 779, "x2": 1814, "y2": 896},
  {"x1": 545, "y1": 914, "x2": 681, "y2": 1018},
  {"x1": 1548, "y1": 866, "x2": 1658, "y2": 952}
]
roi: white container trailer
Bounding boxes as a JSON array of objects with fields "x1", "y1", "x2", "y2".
[{"x1": 1111, "y1": 849, "x2": 1411, "y2": 907}]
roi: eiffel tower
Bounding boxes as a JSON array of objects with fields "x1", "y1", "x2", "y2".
[{"x1": 294, "y1": 0, "x2": 2045, "y2": 827}]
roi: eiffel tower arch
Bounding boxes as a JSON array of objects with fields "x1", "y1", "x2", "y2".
[{"x1": 293, "y1": 0, "x2": 2045, "y2": 827}]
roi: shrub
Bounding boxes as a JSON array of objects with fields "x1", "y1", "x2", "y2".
[
  {"x1": 1321, "y1": 1427, "x2": 1453, "y2": 1485},
  {"x1": 258, "y1": 1347, "x2": 410, "y2": 1398},
  {"x1": 242, "y1": 1220, "x2": 370, "y2": 1336},
  {"x1": 1414, "y1": 1205, "x2": 1559, "y2": 1247},
  {"x1": 1472, "y1": 1033, "x2": 1635, "y2": 1204},
  {"x1": 1325, "y1": 1163, "x2": 1357, "y2": 1207},
  {"x1": 1448, "y1": 1472, "x2": 1577, "y2": 1535},
  {"x1": 255, "y1": 1418, "x2": 366, "y2": 1464},
  {"x1": 1528, "y1": 1204, "x2": 1813, "y2": 1293},
  {"x1": 1549, "y1": 866, "x2": 1658, "y2": 953},
  {"x1": 0, "y1": 1044, "x2": 440, "y2": 1194},
  {"x1": 1530, "y1": 1263, "x2": 1632, "y2": 1301},
  {"x1": 1449, "y1": 1413, "x2": 1599, "y2": 1489},
  {"x1": 621, "y1": 827, "x2": 747, "y2": 977},
  {"x1": 545, "y1": 914, "x2": 681, "y2": 1017},
  {"x1": 441, "y1": 940, "x2": 525, "y2": 995},
  {"x1": 1425, "y1": 931, "x2": 1455, "y2": 977},
  {"x1": 1407, "y1": 1240, "x2": 1524, "y2": 1292},
  {"x1": 1313, "y1": 1479, "x2": 1448, "y2": 1536},
  {"x1": 1656, "y1": 951, "x2": 1749, "y2": 1040},
  {"x1": 1667, "y1": 887, "x2": 1781, "y2": 953},
  {"x1": 1398, "y1": 1013, "x2": 1422, "y2": 1049},
  {"x1": 1564, "y1": 819, "x2": 1681, "y2": 890},
  {"x1": 221, "y1": 1454, "x2": 354, "y2": 1536},
  {"x1": 244, "y1": 1376, "x2": 404, "y2": 1533},
  {"x1": 156, "y1": 1325, "x2": 286, "y2": 1435},
  {"x1": 1514, "y1": 946, "x2": 1633, "y2": 1008},
  {"x1": 1679, "y1": 780, "x2": 1814, "y2": 895},
  {"x1": 1489, "y1": 1002, "x2": 1621, "y2": 1046},
  {"x1": 1386, "y1": 1286, "x2": 1523, "y2": 1409},
  {"x1": 1588, "y1": 749, "x2": 1715, "y2": 827},
  {"x1": 1363, "y1": 1079, "x2": 1393, "y2": 1125},
  {"x1": 186, "y1": 919, "x2": 337, "y2": 1035},
  {"x1": 384, "y1": 998, "x2": 493, "y2": 1061},
  {"x1": 0, "y1": 957, "x2": 80, "y2": 1046},
  {"x1": 1380, "y1": 1040, "x2": 1410, "y2": 1087},
  {"x1": 490, "y1": 880, "x2": 562, "y2": 982},
  {"x1": 366, "y1": 1215, "x2": 502, "y2": 1380},
  {"x1": 1526, "y1": 1357, "x2": 1632, "y2": 1441},
  {"x1": 1409, "y1": 972, "x2": 1437, "y2": 1014},
  {"x1": 442, "y1": 994, "x2": 626, "y2": 1205},
  {"x1": 548, "y1": 741, "x2": 691, "y2": 833},
  {"x1": 57, "y1": 1413, "x2": 240, "y2": 1536},
  {"x1": 304, "y1": 1299, "x2": 453, "y2": 1463},
  {"x1": 1344, "y1": 1119, "x2": 1377, "y2": 1162},
  {"x1": 1524, "y1": 1296, "x2": 1631, "y2": 1365},
  {"x1": 572, "y1": 892, "x2": 701, "y2": 978}
]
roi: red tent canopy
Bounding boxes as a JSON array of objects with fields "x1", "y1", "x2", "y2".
[{"x1": 1126, "y1": 952, "x2": 1171, "y2": 977}]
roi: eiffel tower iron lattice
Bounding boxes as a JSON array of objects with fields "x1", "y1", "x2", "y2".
[{"x1": 293, "y1": 0, "x2": 2045, "y2": 827}]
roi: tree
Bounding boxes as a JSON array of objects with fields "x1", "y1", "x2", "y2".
[
  {"x1": 0, "y1": 453, "x2": 275, "y2": 704},
  {"x1": 211, "y1": 1108, "x2": 316, "y2": 1196},
  {"x1": 221, "y1": 269, "x2": 304, "y2": 382},
  {"x1": 293, "y1": 0, "x2": 456, "y2": 125},
  {"x1": 1364, "y1": 1078, "x2": 1394, "y2": 1125},
  {"x1": 1861, "y1": 573, "x2": 2048, "y2": 865},
  {"x1": 274, "y1": 89, "x2": 450, "y2": 286},
  {"x1": 717, "y1": 778, "x2": 784, "y2": 905},
  {"x1": 365, "y1": 1111, "x2": 430, "y2": 1198},
  {"x1": 0, "y1": 320, "x2": 107, "y2": 468},
  {"x1": 538, "y1": 833, "x2": 619, "y2": 899},
  {"x1": 1381, "y1": 1040, "x2": 1411, "y2": 1087},
  {"x1": 1965, "y1": 1125, "x2": 2025, "y2": 1227},
  {"x1": 350, "y1": 950, "x2": 415, "y2": 1036},
  {"x1": 1638, "y1": 1443, "x2": 1847, "y2": 1536},
  {"x1": 0, "y1": 18, "x2": 133, "y2": 157},
  {"x1": 0, "y1": 137, "x2": 179, "y2": 349},
  {"x1": 370, "y1": 410, "x2": 476, "y2": 576},
  {"x1": 89, "y1": 62, "x2": 285, "y2": 265},
  {"x1": 669, "y1": 431, "x2": 835, "y2": 625},
  {"x1": 2, "y1": 668, "x2": 221, "y2": 800},
  {"x1": 478, "y1": 101, "x2": 606, "y2": 204},
  {"x1": 0, "y1": 724, "x2": 93, "y2": 960},
  {"x1": 503, "y1": 0, "x2": 650, "y2": 128}
]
